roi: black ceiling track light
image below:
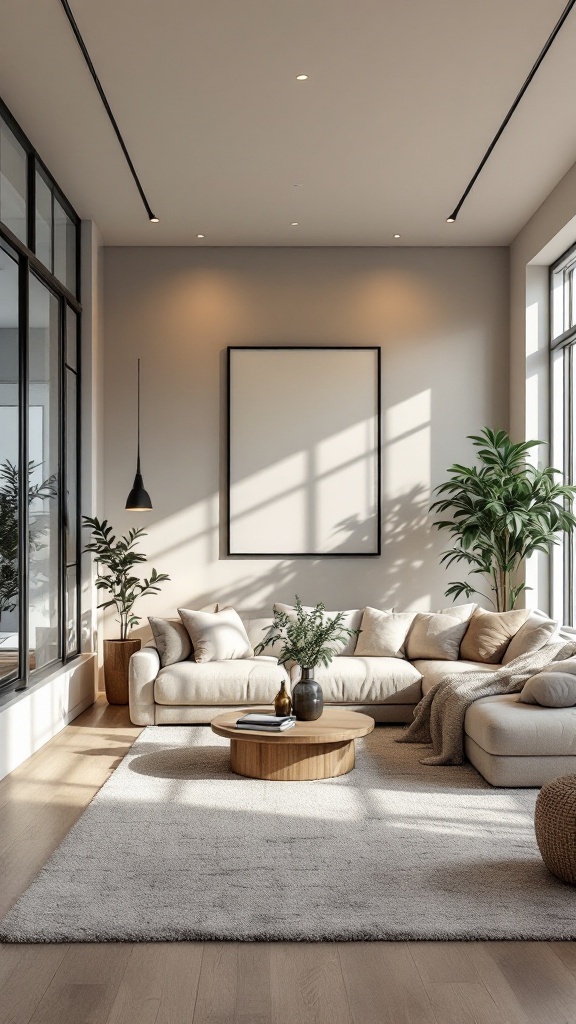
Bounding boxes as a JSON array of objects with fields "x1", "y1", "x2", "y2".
[
  {"x1": 58, "y1": 0, "x2": 159, "y2": 222},
  {"x1": 126, "y1": 359, "x2": 153, "y2": 512},
  {"x1": 447, "y1": 0, "x2": 576, "y2": 224}
]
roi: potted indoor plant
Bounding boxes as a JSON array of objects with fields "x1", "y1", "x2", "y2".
[
  {"x1": 255, "y1": 597, "x2": 359, "y2": 720},
  {"x1": 83, "y1": 516, "x2": 170, "y2": 704},
  {"x1": 431, "y1": 427, "x2": 576, "y2": 610}
]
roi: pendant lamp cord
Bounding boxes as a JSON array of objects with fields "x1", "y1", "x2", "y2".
[{"x1": 137, "y1": 358, "x2": 141, "y2": 474}]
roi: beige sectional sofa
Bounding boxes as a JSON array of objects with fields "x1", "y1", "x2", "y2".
[{"x1": 128, "y1": 607, "x2": 576, "y2": 788}]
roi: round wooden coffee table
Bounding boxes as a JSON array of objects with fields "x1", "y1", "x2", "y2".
[{"x1": 211, "y1": 707, "x2": 374, "y2": 781}]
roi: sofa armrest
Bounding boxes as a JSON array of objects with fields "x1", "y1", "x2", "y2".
[{"x1": 129, "y1": 646, "x2": 161, "y2": 725}]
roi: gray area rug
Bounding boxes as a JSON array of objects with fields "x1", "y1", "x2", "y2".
[{"x1": 1, "y1": 724, "x2": 575, "y2": 942}]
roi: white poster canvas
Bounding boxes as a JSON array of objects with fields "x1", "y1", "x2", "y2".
[{"x1": 228, "y1": 347, "x2": 380, "y2": 556}]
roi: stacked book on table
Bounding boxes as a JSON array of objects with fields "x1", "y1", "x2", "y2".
[{"x1": 235, "y1": 713, "x2": 296, "y2": 732}]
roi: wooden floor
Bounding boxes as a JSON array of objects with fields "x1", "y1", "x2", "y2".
[{"x1": 1, "y1": 700, "x2": 576, "y2": 1024}]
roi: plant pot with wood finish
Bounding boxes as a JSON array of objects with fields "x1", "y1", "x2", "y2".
[
  {"x1": 83, "y1": 517, "x2": 170, "y2": 706},
  {"x1": 102, "y1": 638, "x2": 142, "y2": 704}
]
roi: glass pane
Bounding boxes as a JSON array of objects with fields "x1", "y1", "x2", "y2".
[
  {"x1": 0, "y1": 247, "x2": 20, "y2": 683},
  {"x1": 28, "y1": 274, "x2": 60, "y2": 671},
  {"x1": 551, "y1": 347, "x2": 566, "y2": 625},
  {"x1": 35, "y1": 172, "x2": 52, "y2": 271},
  {"x1": 66, "y1": 305, "x2": 78, "y2": 370},
  {"x1": 54, "y1": 199, "x2": 76, "y2": 295},
  {"x1": 66, "y1": 368, "x2": 77, "y2": 563},
  {"x1": 0, "y1": 119, "x2": 27, "y2": 243},
  {"x1": 551, "y1": 268, "x2": 564, "y2": 341},
  {"x1": 66, "y1": 565, "x2": 78, "y2": 657}
]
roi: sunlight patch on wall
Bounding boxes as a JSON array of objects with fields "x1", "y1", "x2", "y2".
[{"x1": 385, "y1": 390, "x2": 431, "y2": 498}]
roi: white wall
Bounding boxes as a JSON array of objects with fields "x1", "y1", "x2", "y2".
[
  {"x1": 103, "y1": 246, "x2": 509, "y2": 625},
  {"x1": 510, "y1": 158, "x2": 576, "y2": 614}
]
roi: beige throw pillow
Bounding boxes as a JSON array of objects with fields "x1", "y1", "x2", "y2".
[
  {"x1": 519, "y1": 658, "x2": 576, "y2": 707},
  {"x1": 405, "y1": 610, "x2": 472, "y2": 661},
  {"x1": 502, "y1": 610, "x2": 559, "y2": 665},
  {"x1": 460, "y1": 607, "x2": 529, "y2": 664},
  {"x1": 273, "y1": 603, "x2": 362, "y2": 657},
  {"x1": 178, "y1": 607, "x2": 254, "y2": 663},
  {"x1": 353, "y1": 607, "x2": 415, "y2": 659}
]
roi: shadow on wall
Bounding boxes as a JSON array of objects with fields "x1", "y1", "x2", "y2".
[{"x1": 124, "y1": 482, "x2": 432, "y2": 646}]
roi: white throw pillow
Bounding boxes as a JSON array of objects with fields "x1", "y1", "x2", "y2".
[
  {"x1": 405, "y1": 605, "x2": 475, "y2": 661},
  {"x1": 244, "y1": 617, "x2": 285, "y2": 659},
  {"x1": 519, "y1": 658, "x2": 576, "y2": 707},
  {"x1": 353, "y1": 607, "x2": 415, "y2": 659},
  {"x1": 178, "y1": 607, "x2": 254, "y2": 663},
  {"x1": 273, "y1": 603, "x2": 362, "y2": 656},
  {"x1": 502, "y1": 610, "x2": 559, "y2": 665}
]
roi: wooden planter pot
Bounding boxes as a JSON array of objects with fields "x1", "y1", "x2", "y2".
[{"x1": 103, "y1": 638, "x2": 141, "y2": 705}]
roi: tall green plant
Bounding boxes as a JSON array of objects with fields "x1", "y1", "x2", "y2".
[
  {"x1": 82, "y1": 517, "x2": 170, "y2": 640},
  {"x1": 255, "y1": 596, "x2": 359, "y2": 667},
  {"x1": 0, "y1": 460, "x2": 56, "y2": 620},
  {"x1": 431, "y1": 428, "x2": 576, "y2": 611}
]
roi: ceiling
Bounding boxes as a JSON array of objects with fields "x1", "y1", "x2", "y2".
[{"x1": 1, "y1": 0, "x2": 575, "y2": 247}]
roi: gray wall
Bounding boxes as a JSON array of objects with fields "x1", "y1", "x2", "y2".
[{"x1": 103, "y1": 246, "x2": 509, "y2": 626}]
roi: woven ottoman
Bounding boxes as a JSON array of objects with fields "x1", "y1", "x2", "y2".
[{"x1": 535, "y1": 774, "x2": 576, "y2": 884}]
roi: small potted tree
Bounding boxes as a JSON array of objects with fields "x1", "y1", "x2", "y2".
[
  {"x1": 83, "y1": 516, "x2": 170, "y2": 704},
  {"x1": 431, "y1": 428, "x2": 576, "y2": 609},
  {"x1": 255, "y1": 597, "x2": 359, "y2": 720}
]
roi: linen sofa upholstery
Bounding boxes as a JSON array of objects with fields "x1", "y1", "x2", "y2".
[
  {"x1": 154, "y1": 657, "x2": 288, "y2": 706},
  {"x1": 464, "y1": 695, "x2": 576, "y2": 787},
  {"x1": 413, "y1": 659, "x2": 499, "y2": 696},
  {"x1": 290, "y1": 657, "x2": 422, "y2": 704}
]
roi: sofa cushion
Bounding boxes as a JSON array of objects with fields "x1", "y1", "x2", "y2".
[
  {"x1": 243, "y1": 617, "x2": 285, "y2": 659},
  {"x1": 154, "y1": 657, "x2": 288, "y2": 706},
  {"x1": 178, "y1": 607, "x2": 254, "y2": 663},
  {"x1": 353, "y1": 607, "x2": 416, "y2": 659},
  {"x1": 148, "y1": 617, "x2": 192, "y2": 667},
  {"x1": 405, "y1": 605, "x2": 474, "y2": 661},
  {"x1": 274, "y1": 603, "x2": 362, "y2": 656},
  {"x1": 460, "y1": 607, "x2": 529, "y2": 664},
  {"x1": 519, "y1": 658, "x2": 576, "y2": 707},
  {"x1": 412, "y1": 659, "x2": 499, "y2": 696},
  {"x1": 290, "y1": 657, "x2": 422, "y2": 704},
  {"x1": 465, "y1": 693, "x2": 576, "y2": 757},
  {"x1": 502, "y1": 610, "x2": 559, "y2": 665}
]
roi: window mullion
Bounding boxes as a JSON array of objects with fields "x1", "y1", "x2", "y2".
[{"x1": 16, "y1": 257, "x2": 29, "y2": 690}]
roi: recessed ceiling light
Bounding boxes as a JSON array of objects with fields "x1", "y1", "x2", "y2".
[
  {"x1": 296, "y1": 74, "x2": 308, "y2": 81},
  {"x1": 197, "y1": 234, "x2": 205, "y2": 239},
  {"x1": 150, "y1": 215, "x2": 159, "y2": 223},
  {"x1": 393, "y1": 233, "x2": 401, "y2": 239},
  {"x1": 291, "y1": 222, "x2": 299, "y2": 226}
]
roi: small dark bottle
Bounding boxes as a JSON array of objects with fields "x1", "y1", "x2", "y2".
[{"x1": 274, "y1": 679, "x2": 292, "y2": 718}]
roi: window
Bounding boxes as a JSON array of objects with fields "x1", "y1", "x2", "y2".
[
  {"x1": 550, "y1": 245, "x2": 576, "y2": 625},
  {"x1": 0, "y1": 118, "x2": 27, "y2": 244},
  {"x1": 0, "y1": 98, "x2": 81, "y2": 692}
]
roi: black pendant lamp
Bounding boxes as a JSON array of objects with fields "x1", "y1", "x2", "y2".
[{"x1": 125, "y1": 358, "x2": 153, "y2": 511}]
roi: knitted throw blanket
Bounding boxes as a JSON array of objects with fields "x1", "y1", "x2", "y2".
[{"x1": 396, "y1": 641, "x2": 576, "y2": 766}]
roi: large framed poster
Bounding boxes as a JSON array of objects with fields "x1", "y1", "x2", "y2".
[{"x1": 227, "y1": 346, "x2": 381, "y2": 556}]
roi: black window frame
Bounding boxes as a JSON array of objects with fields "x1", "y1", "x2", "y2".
[{"x1": 0, "y1": 97, "x2": 81, "y2": 694}]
